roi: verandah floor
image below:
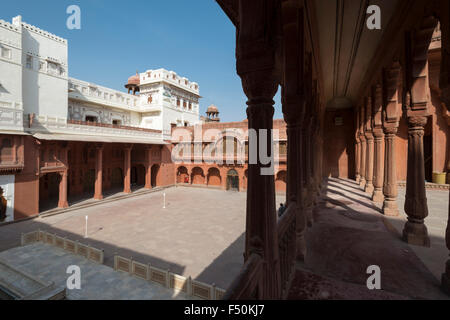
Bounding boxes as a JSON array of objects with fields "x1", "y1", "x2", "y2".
[{"x1": 288, "y1": 178, "x2": 449, "y2": 300}]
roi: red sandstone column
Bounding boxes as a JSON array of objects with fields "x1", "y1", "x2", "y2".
[
  {"x1": 283, "y1": 112, "x2": 304, "y2": 260},
  {"x1": 438, "y1": 0, "x2": 450, "y2": 293},
  {"x1": 382, "y1": 63, "x2": 401, "y2": 216},
  {"x1": 94, "y1": 146, "x2": 103, "y2": 200},
  {"x1": 402, "y1": 23, "x2": 435, "y2": 247},
  {"x1": 280, "y1": 0, "x2": 306, "y2": 263},
  {"x1": 364, "y1": 97, "x2": 374, "y2": 195},
  {"x1": 372, "y1": 85, "x2": 384, "y2": 202},
  {"x1": 355, "y1": 135, "x2": 361, "y2": 184},
  {"x1": 382, "y1": 127, "x2": 399, "y2": 215},
  {"x1": 403, "y1": 116, "x2": 430, "y2": 246},
  {"x1": 237, "y1": 0, "x2": 281, "y2": 299},
  {"x1": 355, "y1": 108, "x2": 361, "y2": 183},
  {"x1": 58, "y1": 170, "x2": 69, "y2": 208},
  {"x1": 123, "y1": 146, "x2": 132, "y2": 194},
  {"x1": 359, "y1": 105, "x2": 366, "y2": 188},
  {"x1": 302, "y1": 120, "x2": 313, "y2": 227},
  {"x1": 145, "y1": 147, "x2": 152, "y2": 189}
]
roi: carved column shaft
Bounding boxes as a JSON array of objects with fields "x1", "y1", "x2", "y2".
[
  {"x1": 382, "y1": 63, "x2": 401, "y2": 216},
  {"x1": 382, "y1": 128, "x2": 399, "y2": 216},
  {"x1": 355, "y1": 108, "x2": 361, "y2": 183},
  {"x1": 145, "y1": 147, "x2": 152, "y2": 189},
  {"x1": 403, "y1": 116, "x2": 430, "y2": 246},
  {"x1": 123, "y1": 146, "x2": 132, "y2": 194},
  {"x1": 402, "y1": 22, "x2": 434, "y2": 247},
  {"x1": 372, "y1": 131, "x2": 384, "y2": 202},
  {"x1": 302, "y1": 120, "x2": 313, "y2": 227},
  {"x1": 285, "y1": 114, "x2": 305, "y2": 261},
  {"x1": 58, "y1": 170, "x2": 69, "y2": 209},
  {"x1": 365, "y1": 97, "x2": 374, "y2": 195},
  {"x1": 438, "y1": 0, "x2": 450, "y2": 294},
  {"x1": 94, "y1": 146, "x2": 103, "y2": 200},
  {"x1": 359, "y1": 104, "x2": 367, "y2": 188}
]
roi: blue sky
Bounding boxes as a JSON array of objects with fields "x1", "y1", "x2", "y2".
[{"x1": 2, "y1": 0, "x2": 283, "y2": 122}]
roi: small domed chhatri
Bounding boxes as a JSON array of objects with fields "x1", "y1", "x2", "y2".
[
  {"x1": 125, "y1": 72, "x2": 140, "y2": 95},
  {"x1": 206, "y1": 105, "x2": 220, "y2": 122},
  {"x1": 207, "y1": 105, "x2": 219, "y2": 113}
]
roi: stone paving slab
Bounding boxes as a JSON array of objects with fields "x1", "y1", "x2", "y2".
[{"x1": 0, "y1": 242, "x2": 191, "y2": 300}]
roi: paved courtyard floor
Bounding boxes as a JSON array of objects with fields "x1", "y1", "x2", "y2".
[{"x1": 0, "y1": 186, "x2": 285, "y2": 290}]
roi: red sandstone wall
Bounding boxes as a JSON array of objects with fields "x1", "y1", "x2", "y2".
[
  {"x1": 322, "y1": 109, "x2": 355, "y2": 179},
  {"x1": 14, "y1": 136, "x2": 39, "y2": 220},
  {"x1": 158, "y1": 145, "x2": 175, "y2": 187}
]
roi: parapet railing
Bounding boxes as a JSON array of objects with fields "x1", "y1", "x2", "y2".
[
  {"x1": 21, "y1": 230, "x2": 104, "y2": 264},
  {"x1": 277, "y1": 202, "x2": 297, "y2": 298},
  {"x1": 67, "y1": 120, "x2": 162, "y2": 134},
  {"x1": 223, "y1": 253, "x2": 264, "y2": 300},
  {"x1": 223, "y1": 202, "x2": 297, "y2": 300},
  {"x1": 113, "y1": 255, "x2": 226, "y2": 300}
]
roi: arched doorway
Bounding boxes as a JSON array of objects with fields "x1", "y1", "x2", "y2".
[
  {"x1": 83, "y1": 169, "x2": 95, "y2": 196},
  {"x1": 191, "y1": 167, "x2": 205, "y2": 185},
  {"x1": 275, "y1": 170, "x2": 287, "y2": 193},
  {"x1": 177, "y1": 166, "x2": 189, "y2": 183},
  {"x1": 227, "y1": 169, "x2": 239, "y2": 192},
  {"x1": 151, "y1": 164, "x2": 160, "y2": 188},
  {"x1": 207, "y1": 167, "x2": 221, "y2": 186},
  {"x1": 111, "y1": 167, "x2": 124, "y2": 189},
  {"x1": 131, "y1": 165, "x2": 146, "y2": 187},
  {"x1": 39, "y1": 172, "x2": 61, "y2": 212}
]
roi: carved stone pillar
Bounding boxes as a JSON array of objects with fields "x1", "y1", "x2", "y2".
[
  {"x1": 302, "y1": 119, "x2": 313, "y2": 227},
  {"x1": 372, "y1": 85, "x2": 384, "y2": 202},
  {"x1": 355, "y1": 134, "x2": 361, "y2": 183},
  {"x1": 403, "y1": 116, "x2": 430, "y2": 246},
  {"x1": 382, "y1": 63, "x2": 401, "y2": 216},
  {"x1": 58, "y1": 170, "x2": 69, "y2": 208},
  {"x1": 438, "y1": 0, "x2": 450, "y2": 294},
  {"x1": 94, "y1": 146, "x2": 103, "y2": 200},
  {"x1": 382, "y1": 127, "x2": 399, "y2": 216},
  {"x1": 355, "y1": 107, "x2": 361, "y2": 183},
  {"x1": 359, "y1": 105, "x2": 366, "y2": 188},
  {"x1": 237, "y1": 0, "x2": 281, "y2": 299},
  {"x1": 281, "y1": 2, "x2": 305, "y2": 259},
  {"x1": 372, "y1": 130, "x2": 384, "y2": 202},
  {"x1": 145, "y1": 147, "x2": 152, "y2": 189},
  {"x1": 123, "y1": 146, "x2": 132, "y2": 194},
  {"x1": 364, "y1": 97, "x2": 374, "y2": 195},
  {"x1": 401, "y1": 22, "x2": 435, "y2": 247},
  {"x1": 283, "y1": 111, "x2": 304, "y2": 260}
]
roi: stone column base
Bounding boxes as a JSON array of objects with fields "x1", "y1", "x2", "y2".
[
  {"x1": 58, "y1": 201, "x2": 69, "y2": 209},
  {"x1": 382, "y1": 200, "x2": 399, "y2": 216},
  {"x1": 365, "y1": 183, "x2": 374, "y2": 195},
  {"x1": 402, "y1": 220, "x2": 430, "y2": 247},
  {"x1": 372, "y1": 189, "x2": 384, "y2": 203},
  {"x1": 442, "y1": 260, "x2": 450, "y2": 295},
  {"x1": 359, "y1": 178, "x2": 366, "y2": 189},
  {"x1": 356, "y1": 175, "x2": 360, "y2": 184},
  {"x1": 94, "y1": 194, "x2": 103, "y2": 200}
]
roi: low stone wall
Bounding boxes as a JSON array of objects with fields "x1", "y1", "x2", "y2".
[
  {"x1": 113, "y1": 255, "x2": 226, "y2": 300},
  {"x1": 397, "y1": 181, "x2": 450, "y2": 191},
  {"x1": 21, "y1": 230, "x2": 104, "y2": 264}
]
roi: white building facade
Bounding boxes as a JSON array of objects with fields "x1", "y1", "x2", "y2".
[{"x1": 0, "y1": 15, "x2": 200, "y2": 143}]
